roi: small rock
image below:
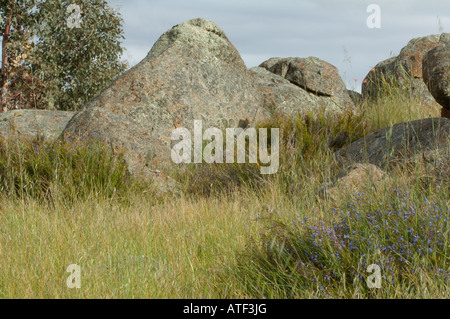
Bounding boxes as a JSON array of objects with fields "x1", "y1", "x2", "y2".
[
  {"x1": 318, "y1": 163, "x2": 385, "y2": 200},
  {"x1": 336, "y1": 118, "x2": 450, "y2": 169}
]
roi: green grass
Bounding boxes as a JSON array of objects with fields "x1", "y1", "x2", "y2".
[
  {"x1": 0, "y1": 86, "x2": 447, "y2": 298},
  {"x1": 0, "y1": 134, "x2": 150, "y2": 203}
]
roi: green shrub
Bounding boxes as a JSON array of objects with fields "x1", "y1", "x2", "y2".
[{"x1": 0, "y1": 135, "x2": 151, "y2": 203}]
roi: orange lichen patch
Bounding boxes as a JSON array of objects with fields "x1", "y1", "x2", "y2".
[
  {"x1": 398, "y1": 38, "x2": 440, "y2": 78},
  {"x1": 168, "y1": 104, "x2": 184, "y2": 115},
  {"x1": 112, "y1": 144, "x2": 126, "y2": 155},
  {"x1": 161, "y1": 135, "x2": 172, "y2": 143},
  {"x1": 173, "y1": 120, "x2": 182, "y2": 128},
  {"x1": 133, "y1": 153, "x2": 145, "y2": 165},
  {"x1": 152, "y1": 80, "x2": 165, "y2": 87}
]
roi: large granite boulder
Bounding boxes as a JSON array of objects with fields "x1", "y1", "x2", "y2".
[
  {"x1": 249, "y1": 66, "x2": 353, "y2": 116},
  {"x1": 0, "y1": 110, "x2": 75, "y2": 142},
  {"x1": 362, "y1": 34, "x2": 444, "y2": 106},
  {"x1": 63, "y1": 18, "x2": 269, "y2": 178},
  {"x1": 254, "y1": 57, "x2": 355, "y2": 114},
  {"x1": 336, "y1": 118, "x2": 450, "y2": 169},
  {"x1": 423, "y1": 33, "x2": 450, "y2": 115}
]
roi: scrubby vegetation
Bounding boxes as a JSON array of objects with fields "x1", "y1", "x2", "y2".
[
  {"x1": 0, "y1": 134, "x2": 150, "y2": 203},
  {"x1": 0, "y1": 86, "x2": 448, "y2": 298}
]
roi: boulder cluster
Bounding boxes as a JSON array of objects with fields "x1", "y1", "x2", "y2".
[
  {"x1": 62, "y1": 18, "x2": 359, "y2": 180},
  {"x1": 362, "y1": 33, "x2": 449, "y2": 115},
  {"x1": 0, "y1": 18, "x2": 448, "y2": 194}
]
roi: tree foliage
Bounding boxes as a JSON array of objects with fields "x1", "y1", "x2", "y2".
[{"x1": 0, "y1": 0, "x2": 127, "y2": 111}]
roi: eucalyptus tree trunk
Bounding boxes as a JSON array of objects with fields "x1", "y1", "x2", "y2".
[{"x1": 1, "y1": 0, "x2": 15, "y2": 112}]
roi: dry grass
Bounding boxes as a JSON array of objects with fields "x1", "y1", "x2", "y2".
[{"x1": 0, "y1": 85, "x2": 448, "y2": 298}]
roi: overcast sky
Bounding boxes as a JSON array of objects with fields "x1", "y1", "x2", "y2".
[{"x1": 106, "y1": 0, "x2": 449, "y2": 93}]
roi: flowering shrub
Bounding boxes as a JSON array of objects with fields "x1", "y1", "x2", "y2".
[{"x1": 240, "y1": 189, "x2": 449, "y2": 298}]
